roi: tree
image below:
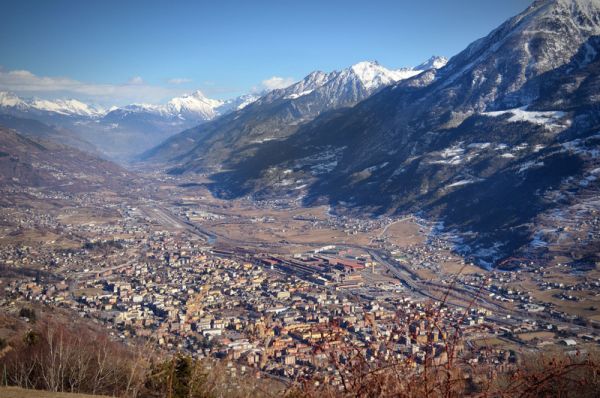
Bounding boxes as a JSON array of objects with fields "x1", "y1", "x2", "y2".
[{"x1": 19, "y1": 307, "x2": 36, "y2": 323}]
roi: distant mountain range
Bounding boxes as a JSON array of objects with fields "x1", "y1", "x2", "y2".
[
  {"x1": 0, "y1": 91, "x2": 106, "y2": 117},
  {"x1": 0, "y1": 57, "x2": 442, "y2": 162},
  {"x1": 0, "y1": 90, "x2": 260, "y2": 161},
  {"x1": 146, "y1": 0, "x2": 600, "y2": 268},
  {"x1": 0, "y1": 89, "x2": 258, "y2": 121},
  {"x1": 101, "y1": 91, "x2": 259, "y2": 127}
]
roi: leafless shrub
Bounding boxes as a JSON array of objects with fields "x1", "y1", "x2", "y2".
[
  {"x1": 487, "y1": 350, "x2": 600, "y2": 398},
  {"x1": 141, "y1": 355, "x2": 282, "y2": 398},
  {"x1": 284, "y1": 270, "x2": 600, "y2": 397},
  {"x1": 0, "y1": 319, "x2": 149, "y2": 397}
]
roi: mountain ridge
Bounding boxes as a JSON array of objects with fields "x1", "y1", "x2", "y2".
[
  {"x1": 169, "y1": 0, "x2": 600, "y2": 267},
  {"x1": 0, "y1": 126, "x2": 134, "y2": 192},
  {"x1": 142, "y1": 56, "x2": 448, "y2": 167}
]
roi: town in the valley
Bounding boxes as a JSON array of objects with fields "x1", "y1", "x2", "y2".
[{"x1": 1, "y1": 170, "x2": 599, "y2": 385}]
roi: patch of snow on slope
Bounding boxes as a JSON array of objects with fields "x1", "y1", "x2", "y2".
[
  {"x1": 561, "y1": 133, "x2": 600, "y2": 158},
  {"x1": 250, "y1": 137, "x2": 276, "y2": 144},
  {"x1": 580, "y1": 175, "x2": 597, "y2": 187},
  {"x1": 285, "y1": 89, "x2": 314, "y2": 100},
  {"x1": 440, "y1": 146, "x2": 465, "y2": 158},
  {"x1": 292, "y1": 146, "x2": 346, "y2": 175},
  {"x1": 530, "y1": 230, "x2": 549, "y2": 248},
  {"x1": 365, "y1": 162, "x2": 389, "y2": 172},
  {"x1": 429, "y1": 145, "x2": 468, "y2": 165},
  {"x1": 514, "y1": 143, "x2": 529, "y2": 151},
  {"x1": 518, "y1": 160, "x2": 544, "y2": 173},
  {"x1": 447, "y1": 179, "x2": 475, "y2": 188},
  {"x1": 483, "y1": 107, "x2": 567, "y2": 129}
]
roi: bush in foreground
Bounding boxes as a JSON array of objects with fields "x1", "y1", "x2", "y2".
[{"x1": 1, "y1": 313, "x2": 599, "y2": 397}]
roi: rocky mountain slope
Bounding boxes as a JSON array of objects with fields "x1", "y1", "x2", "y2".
[
  {"x1": 0, "y1": 126, "x2": 133, "y2": 192},
  {"x1": 178, "y1": 0, "x2": 600, "y2": 267},
  {"x1": 141, "y1": 57, "x2": 447, "y2": 168},
  {"x1": 0, "y1": 114, "x2": 99, "y2": 154}
]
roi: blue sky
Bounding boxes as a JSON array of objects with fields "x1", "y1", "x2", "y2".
[{"x1": 0, "y1": 0, "x2": 531, "y2": 106}]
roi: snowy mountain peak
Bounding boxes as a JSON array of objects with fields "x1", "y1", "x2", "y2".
[
  {"x1": 349, "y1": 56, "x2": 449, "y2": 91},
  {"x1": 190, "y1": 89, "x2": 207, "y2": 98},
  {"x1": 271, "y1": 56, "x2": 448, "y2": 102},
  {"x1": 0, "y1": 91, "x2": 105, "y2": 117},
  {"x1": 0, "y1": 88, "x2": 261, "y2": 124},
  {"x1": 165, "y1": 91, "x2": 224, "y2": 120},
  {"x1": 349, "y1": 60, "x2": 418, "y2": 90},
  {"x1": 0, "y1": 91, "x2": 27, "y2": 109},
  {"x1": 217, "y1": 94, "x2": 261, "y2": 114},
  {"x1": 415, "y1": 56, "x2": 449, "y2": 71},
  {"x1": 350, "y1": 60, "x2": 380, "y2": 70},
  {"x1": 30, "y1": 98, "x2": 105, "y2": 117},
  {"x1": 104, "y1": 91, "x2": 260, "y2": 123},
  {"x1": 272, "y1": 70, "x2": 333, "y2": 100}
]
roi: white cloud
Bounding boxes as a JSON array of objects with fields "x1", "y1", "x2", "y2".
[
  {"x1": 260, "y1": 76, "x2": 295, "y2": 90},
  {"x1": 0, "y1": 67, "x2": 298, "y2": 106},
  {"x1": 168, "y1": 77, "x2": 192, "y2": 85},
  {"x1": 0, "y1": 67, "x2": 187, "y2": 106},
  {"x1": 127, "y1": 76, "x2": 144, "y2": 85}
]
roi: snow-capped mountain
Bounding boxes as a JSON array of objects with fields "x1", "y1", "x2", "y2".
[
  {"x1": 0, "y1": 91, "x2": 105, "y2": 117},
  {"x1": 414, "y1": 55, "x2": 449, "y2": 71},
  {"x1": 0, "y1": 92, "x2": 26, "y2": 109},
  {"x1": 103, "y1": 90, "x2": 259, "y2": 123},
  {"x1": 143, "y1": 56, "x2": 447, "y2": 168},
  {"x1": 349, "y1": 61, "x2": 419, "y2": 90},
  {"x1": 28, "y1": 98, "x2": 105, "y2": 117},
  {"x1": 165, "y1": 90, "x2": 223, "y2": 119},
  {"x1": 264, "y1": 57, "x2": 448, "y2": 103},
  {"x1": 0, "y1": 89, "x2": 260, "y2": 123},
  {"x1": 218, "y1": 93, "x2": 261, "y2": 113}
]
